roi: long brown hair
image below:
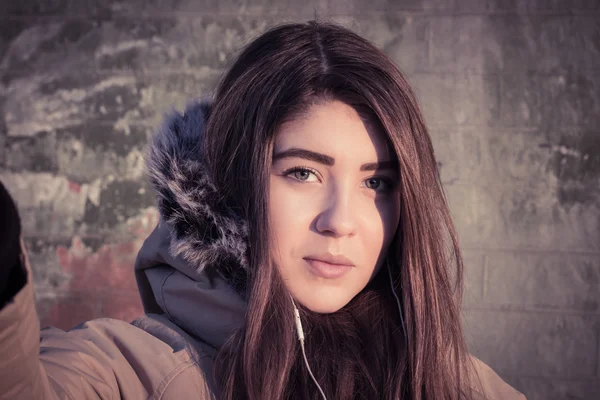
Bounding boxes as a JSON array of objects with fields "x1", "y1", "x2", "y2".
[{"x1": 204, "y1": 20, "x2": 469, "y2": 399}]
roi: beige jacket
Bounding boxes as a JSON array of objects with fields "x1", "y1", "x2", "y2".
[{"x1": 0, "y1": 102, "x2": 526, "y2": 399}]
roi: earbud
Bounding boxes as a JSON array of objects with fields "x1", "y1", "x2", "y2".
[{"x1": 293, "y1": 303, "x2": 305, "y2": 341}]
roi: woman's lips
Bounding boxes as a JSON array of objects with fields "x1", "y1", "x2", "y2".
[{"x1": 304, "y1": 258, "x2": 353, "y2": 279}]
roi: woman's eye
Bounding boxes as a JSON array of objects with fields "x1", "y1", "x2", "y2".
[
  {"x1": 285, "y1": 167, "x2": 319, "y2": 182},
  {"x1": 364, "y1": 177, "x2": 391, "y2": 192}
]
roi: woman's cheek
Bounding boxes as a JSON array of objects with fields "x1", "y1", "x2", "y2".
[{"x1": 270, "y1": 181, "x2": 314, "y2": 236}]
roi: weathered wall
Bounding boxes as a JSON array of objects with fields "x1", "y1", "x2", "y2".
[{"x1": 1, "y1": 0, "x2": 599, "y2": 398}]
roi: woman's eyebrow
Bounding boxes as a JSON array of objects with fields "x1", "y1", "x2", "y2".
[
  {"x1": 273, "y1": 148, "x2": 334, "y2": 166},
  {"x1": 273, "y1": 147, "x2": 396, "y2": 171},
  {"x1": 360, "y1": 161, "x2": 396, "y2": 171}
]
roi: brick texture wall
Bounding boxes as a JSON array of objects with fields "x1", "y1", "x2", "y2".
[{"x1": 1, "y1": 0, "x2": 599, "y2": 398}]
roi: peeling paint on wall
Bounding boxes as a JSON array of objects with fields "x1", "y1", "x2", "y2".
[{"x1": 39, "y1": 207, "x2": 158, "y2": 328}]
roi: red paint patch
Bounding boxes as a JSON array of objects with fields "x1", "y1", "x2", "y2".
[
  {"x1": 68, "y1": 181, "x2": 81, "y2": 193},
  {"x1": 40, "y1": 295, "x2": 100, "y2": 330},
  {"x1": 56, "y1": 238, "x2": 141, "y2": 293},
  {"x1": 44, "y1": 209, "x2": 159, "y2": 330}
]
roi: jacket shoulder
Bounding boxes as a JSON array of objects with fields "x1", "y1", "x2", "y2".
[
  {"x1": 466, "y1": 355, "x2": 526, "y2": 400},
  {"x1": 1, "y1": 272, "x2": 214, "y2": 398},
  {"x1": 38, "y1": 315, "x2": 212, "y2": 399},
  {"x1": 131, "y1": 313, "x2": 219, "y2": 398}
]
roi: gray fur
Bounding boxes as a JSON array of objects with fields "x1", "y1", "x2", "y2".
[{"x1": 145, "y1": 100, "x2": 249, "y2": 280}]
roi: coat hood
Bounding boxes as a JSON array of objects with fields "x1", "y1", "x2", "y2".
[{"x1": 134, "y1": 100, "x2": 247, "y2": 350}]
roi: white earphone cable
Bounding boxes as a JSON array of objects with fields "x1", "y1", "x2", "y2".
[
  {"x1": 291, "y1": 297, "x2": 328, "y2": 400},
  {"x1": 387, "y1": 260, "x2": 408, "y2": 345},
  {"x1": 290, "y1": 262, "x2": 403, "y2": 400}
]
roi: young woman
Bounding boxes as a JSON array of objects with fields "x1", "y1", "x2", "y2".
[{"x1": 0, "y1": 21, "x2": 525, "y2": 399}]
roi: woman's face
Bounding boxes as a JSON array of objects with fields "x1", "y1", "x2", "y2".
[{"x1": 269, "y1": 100, "x2": 401, "y2": 313}]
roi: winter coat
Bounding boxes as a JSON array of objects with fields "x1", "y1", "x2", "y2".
[{"x1": 0, "y1": 102, "x2": 526, "y2": 399}]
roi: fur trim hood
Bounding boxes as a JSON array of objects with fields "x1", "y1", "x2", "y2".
[
  {"x1": 133, "y1": 100, "x2": 248, "y2": 350},
  {"x1": 144, "y1": 100, "x2": 249, "y2": 286}
]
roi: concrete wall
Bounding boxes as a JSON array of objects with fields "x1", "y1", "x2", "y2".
[{"x1": 1, "y1": 0, "x2": 599, "y2": 398}]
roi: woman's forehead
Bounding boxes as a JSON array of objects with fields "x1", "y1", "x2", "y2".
[{"x1": 273, "y1": 100, "x2": 394, "y2": 163}]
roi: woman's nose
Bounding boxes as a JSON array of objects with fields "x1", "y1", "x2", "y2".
[{"x1": 315, "y1": 186, "x2": 357, "y2": 238}]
